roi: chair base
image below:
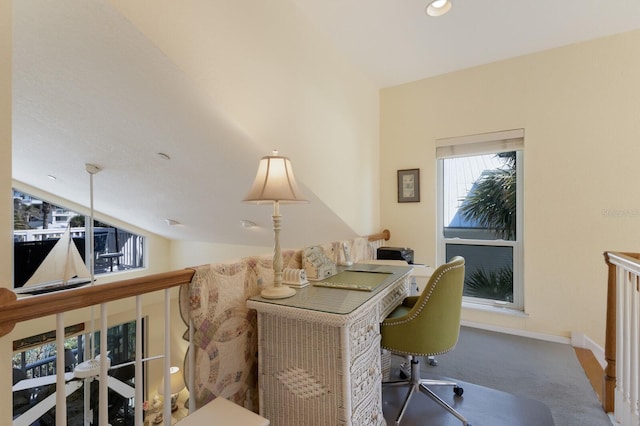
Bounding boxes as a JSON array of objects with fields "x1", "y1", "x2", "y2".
[
  {"x1": 383, "y1": 356, "x2": 470, "y2": 426},
  {"x1": 397, "y1": 356, "x2": 437, "y2": 380}
]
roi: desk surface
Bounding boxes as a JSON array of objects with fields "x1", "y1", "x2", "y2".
[{"x1": 248, "y1": 263, "x2": 412, "y2": 315}]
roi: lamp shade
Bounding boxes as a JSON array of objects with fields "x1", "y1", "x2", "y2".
[
  {"x1": 243, "y1": 151, "x2": 307, "y2": 203},
  {"x1": 158, "y1": 366, "x2": 185, "y2": 395}
]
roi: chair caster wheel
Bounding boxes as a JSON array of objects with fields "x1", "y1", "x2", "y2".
[{"x1": 453, "y1": 386, "x2": 464, "y2": 397}]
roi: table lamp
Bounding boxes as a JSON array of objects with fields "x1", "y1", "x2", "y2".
[
  {"x1": 158, "y1": 366, "x2": 185, "y2": 411},
  {"x1": 244, "y1": 150, "x2": 308, "y2": 299}
]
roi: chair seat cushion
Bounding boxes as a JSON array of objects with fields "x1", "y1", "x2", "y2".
[
  {"x1": 385, "y1": 296, "x2": 419, "y2": 319},
  {"x1": 386, "y1": 304, "x2": 412, "y2": 319},
  {"x1": 402, "y1": 296, "x2": 419, "y2": 308}
]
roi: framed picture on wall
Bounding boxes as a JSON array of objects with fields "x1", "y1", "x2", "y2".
[{"x1": 397, "y1": 168, "x2": 420, "y2": 203}]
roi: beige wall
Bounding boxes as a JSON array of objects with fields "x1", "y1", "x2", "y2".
[
  {"x1": 380, "y1": 30, "x2": 640, "y2": 346},
  {"x1": 169, "y1": 240, "x2": 271, "y2": 270},
  {"x1": 108, "y1": 0, "x2": 381, "y2": 237}
]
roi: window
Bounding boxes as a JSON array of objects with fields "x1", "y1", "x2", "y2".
[
  {"x1": 13, "y1": 189, "x2": 145, "y2": 289},
  {"x1": 12, "y1": 319, "x2": 145, "y2": 425},
  {"x1": 437, "y1": 130, "x2": 524, "y2": 310}
]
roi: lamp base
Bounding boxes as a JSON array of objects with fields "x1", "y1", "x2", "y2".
[
  {"x1": 261, "y1": 284, "x2": 296, "y2": 299},
  {"x1": 171, "y1": 394, "x2": 179, "y2": 411}
]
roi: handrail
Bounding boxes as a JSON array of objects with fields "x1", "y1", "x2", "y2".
[
  {"x1": 368, "y1": 229, "x2": 390, "y2": 242},
  {"x1": 602, "y1": 251, "x2": 640, "y2": 418},
  {"x1": 0, "y1": 268, "x2": 195, "y2": 338}
]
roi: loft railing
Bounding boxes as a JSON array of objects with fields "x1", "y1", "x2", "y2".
[
  {"x1": 1, "y1": 269, "x2": 195, "y2": 426},
  {"x1": 2, "y1": 230, "x2": 392, "y2": 426},
  {"x1": 603, "y1": 251, "x2": 640, "y2": 425}
]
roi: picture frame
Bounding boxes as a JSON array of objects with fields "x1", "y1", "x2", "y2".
[{"x1": 397, "y1": 168, "x2": 420, "y2": 203}]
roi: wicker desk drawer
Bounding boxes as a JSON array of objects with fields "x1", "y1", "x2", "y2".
[
  {"x1": 349, "y1": 309, "x2": 380, "y2": 362},
  {"x1": 379, "y1": 276, "x2": 409, "y2": 320},
  {"x1": 350, "y1": 339, "x2": 381, "y2": 411}
]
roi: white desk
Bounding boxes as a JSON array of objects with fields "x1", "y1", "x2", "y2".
[{"x1": 247, "y1": 264, "x2": 412, "y2": 426}]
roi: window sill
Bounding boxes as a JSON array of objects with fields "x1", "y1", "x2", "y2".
[{"x1": 462, "y1": 301, "x2": 528, "y2": 317}]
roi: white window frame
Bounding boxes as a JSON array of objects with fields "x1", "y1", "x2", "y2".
[{"x1": 436, "y1": 129, "x2": 524, "y2": 310}]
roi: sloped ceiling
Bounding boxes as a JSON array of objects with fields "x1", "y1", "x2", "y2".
[
  {"x1": 12, "y1": 1, "x2": 356, "y2": 248},
  {"x1": 12, "y1": 0, "x2": 640, "y2": 248}
]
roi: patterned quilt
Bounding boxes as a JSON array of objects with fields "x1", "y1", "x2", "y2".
[{"x1": 178, "y1": 237, "x2": 383, "y2": 412}]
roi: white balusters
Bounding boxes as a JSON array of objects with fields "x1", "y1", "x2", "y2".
[
  {"x1": 135, "y1": 295, "x2": 143, "y2": 425},
  {"x1": 56, "y1": 313, "x2": 66, "y2": 425},
  {"x1": 163, "y1": 288, "x2": 172, "y2": 426},
  {"x1": 609, "y1": 253, "x2": 640, "y2": 425},
  {"x1": 99, "y1": 303, "x2": 108, "y2": 426},
  {"x1": 188, "y1": 316, "x2": 195, "y2": 414}
]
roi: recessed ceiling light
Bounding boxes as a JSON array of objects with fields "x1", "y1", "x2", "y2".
[
  {"x1": 157, "y1": 152, "x2": 171, "y2": 160},
  {"x1": 165, "y1": 219, "x2": 180, "y2": 226},
  {"x1": 241, "y1": 219, "x2": 257, "y2": 228},
  {"x1": 426, "y1": 0, "x2": 452, "y2": 17},
  {"x1": 47, "y1": 175, "x2": 57, "y2": 181}
]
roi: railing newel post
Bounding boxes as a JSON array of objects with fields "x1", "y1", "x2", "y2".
[{"x1": 603, "y1": 251, "x2": 617, "y2": 414}]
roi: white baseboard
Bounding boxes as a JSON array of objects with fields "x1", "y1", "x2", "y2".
[
  {"x1": 571, "y1": 331, "x2": 606, "y2": 369},
  {"x1": 461, "y1": 320, "x2": 571, "y2": 345}
]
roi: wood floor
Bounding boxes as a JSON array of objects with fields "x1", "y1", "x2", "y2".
[{"x1": 574, "y1": 347, "x2": 604, "y2": 404}]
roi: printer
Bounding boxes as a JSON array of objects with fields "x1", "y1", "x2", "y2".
[{"x1": 376, "y1": 247, "x2": 414, "y2": 265}]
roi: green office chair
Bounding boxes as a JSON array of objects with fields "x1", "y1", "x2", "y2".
[{"x1": 381, "y1": 256, "x2": 470, "y2": 426}]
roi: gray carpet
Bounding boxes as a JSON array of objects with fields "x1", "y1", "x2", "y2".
[
  {"x1": 382, "y1": 326, "x2": 611, "y2": 426},
  {"x1": 383, "y1": 374, "x2": 554, "y2": 426}
]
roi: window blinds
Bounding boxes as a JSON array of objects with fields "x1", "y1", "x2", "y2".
[{"x1": 436, "y1": 128, "x2": 524, "y2": 159}]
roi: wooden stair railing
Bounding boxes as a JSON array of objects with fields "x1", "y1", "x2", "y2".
[
  {"x1": 368, "y1": 229, "x2": 390, "y2": 242},
  {"x1": 0, "y1": 269, "x2": 195, "y2": 338},
  {"x1": 603, "y1": 251, "x2": 640, "y2": 424}
]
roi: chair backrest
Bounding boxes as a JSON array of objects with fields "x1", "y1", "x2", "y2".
[{"x1": 381, "y1": 256, "x2": 465, "y2": 356}]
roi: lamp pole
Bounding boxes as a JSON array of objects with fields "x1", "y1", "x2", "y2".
[{"x1": 261, "y1": 200, "x2": 295, "y2": 299}]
